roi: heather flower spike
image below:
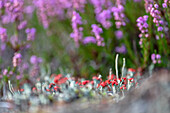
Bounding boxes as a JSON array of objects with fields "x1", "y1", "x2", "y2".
[
  {"x1": 115, "y1": 30, "x2": 123, "y2": 40},
  {"x1": 115, "y1": 44, "x2": 127, "y2": 54},
  {"x1": 26, "y1": 28, "x2": 36, "y2": 41},
  {"x1": 70, "y1": 11, "x2": 83, "y2": 47},
  {"x1": 136, "y1": 15, "x2": 149, "y2": 46},
  {"x1": 0, "y1": 27, "x2": 8, "y2": 43},
  {"x1": 151, "y1": 53, "x2": 161, "y2": 64},
  {"x1": 13, "y1": 53, "x2": 22, "y2": 67},
  {"x1": 83, "y1": 36, "x2": 96, "y2": 44},
  {"x1": 91, "y1": 24, "x2": 105, "y2": 46}
]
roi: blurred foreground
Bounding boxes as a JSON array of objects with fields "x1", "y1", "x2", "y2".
[{"x1": 1, "y1": 69, "x2": 169, "y2": 113}]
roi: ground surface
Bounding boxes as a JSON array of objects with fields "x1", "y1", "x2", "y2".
[{"x1": 0, "y1": 69, "x2": 170, "y2": 113}]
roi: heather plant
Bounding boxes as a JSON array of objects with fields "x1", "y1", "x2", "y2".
[
  {"x1": 0, "y1": 0, "x2": 42, "y2": 99},
  {"x1": 31, "y1": 0, "x2": 170, "y2": 77},
  {"x1": 0, "y1": 0, "x2": 169, "y2": 109},
  {"x1": 0, "y1": 0, "x2": 168, "y2": 79}
]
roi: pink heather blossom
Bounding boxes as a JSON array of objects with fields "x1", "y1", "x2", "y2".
[
  {"x1": 90, "y1": 0, "x2": 113, "y2": 29},
  {"x1": 115, "y1": 30, "x2": 123, "y2": 39},
  {"x1": 33, "y1": 0, "x2": 87, "y2": 29},
  {"x1": 30, "y1": 55, "x2": 43, "y2": 65},
  {"x1": 13, "y1": 53, "x2": 22, "y2": 67},
  {"x1": 70, "y1": 11, "x2": 83, "y2": 47},
  {"x1": 91, "y1": 24, "x2": 105, "y2": 46},
  {"x1": 151, "y1": 53, "x2": 161, "y2": 64},
  {"x1": 111, "y1": 4, "x2": 126, "y2": 29},
  {"x1": 136, "y1": 15, "x2": 149, "y2": 45},
  {"x1": 83, "y1": 36, "x2": 96, "y2": 44},
  {"x1": 147, "y1": 3, "x2": 165, "y2": 34},
  {"x1": 97, "y1": 9, "x2": 112, "y2": 29},
  {"x1": 2, "y1": 0, "x2": 24, "y2": 24},
  {"x1": 18, "y1": 20, "x2": 27, "y2": 30},
  {"x1": 25, "y1": 28, "x2": 36, "y2": 41},
  {"x1": 115, "y1": 44, "x2": 127, "y2": 54},
  {"x1": 0, "y1": 27, "x2": 8, "y2": 42}
]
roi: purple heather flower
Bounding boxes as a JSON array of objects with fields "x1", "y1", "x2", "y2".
[
  {"x1": 30, "y1": 55, "x2": 43, "y2": 65},
  {"x1": 143, "y1": 23, "x2": 149, "y2": 28},
  {"x1": 153, "y1": 60, "x2": 156, "y2": 64},
  {"x1": 111, "y1": 4, "x2": 126, "y2": 29},
  {"x1": 162, "y1": 3, "x2": 167, "y2": 8},
  {"x1": 145, "y1": 34, "x2": 149, "y2": 37},
  {"x1": 161, "y1": 34, "x2": 164, "y2": 38},
  {"x1": 9, "y1": 71, "x2": 13, "y2": 75},
  {"x1": 10, "y1": 35, "x2": 19, "y2": 48},
  {"x1": 1, "y1": 0, "x2": 24, "y2": 24},
  {"x1": 72, "y1": 11, "x2": 82, "y2": 25},
  {"x1": 34, "y1": 0, "x2": 86, "y2": 28},
  {"x1": 90, "y1": 0, "x2": 112, "y2": 15},
  {"x1": 151, "y1": 54, "x2": 156, "y2": 61},
  {"x1": 154, "y1": 4, "x2": 159, "y2": 8},
  {"x1": 22, "y1": 63, "x2": 29, "y2": 70},
  {"x1": 16, "y1": 75, "x2": 23, "y2": 80},
  {"x1": 25, "y1": 44, "x2": 31, "y2": 49},
  {"x1": 147, "y1": 3, "x2": 164, "y2": 34},
  {"x1": 70, "y1": 11, "x2": 83, "y2": 47},
  {"x1": 97, "y1": 9, "x2": 112, "y2": 29},
  {"x1": 157, "y1": 26, "x2": 163, "y2": 31},
  {"x1": 144, "y1": 0, "x2": 154, "y2": 12},
  {"x1": 115, "y1": 44, "x2": 127, "y2": 54},
  {"x1": 156, "y1": 54, "x2": 161, "y2": 59},
  {"x1": 30, "y1": 56, "x2": 37, "y2": 64},
  {"x1": 151, "y1": 53, "x2": 161, "y2": 64},
  {"x1": 1, "y1": 43, "x2": 6, "y2": 51},
  {"x1": 3, "y1": 69, "x2": 8, "y2": 75},
  {"x1": 156, "y1": 35, "x2": 159, "y2": 40},
  {"x1": 24, "y1": 5, "x2": 35, "y2": 14},
  {"x1": 115, "y1": 30, "x2": 123, "y2": 39},
  {"x1": 159, "y1": 20, "x2": 164, "y2": 25},
  {"x1": 0, "y1": 1, "x2": 4, "y2": 9},
  {"x1": 158, "y1": 60, "x2": 161, "y2": 64},
  {"x1": 133, "y1": 0, "x2": 141, "y2": 2},
  {"x1": 143, "y1": 15, "x2": 149, "y2": 20},
  {"x1": 91, "y1": 24, "x2": 103, "y2": 35},
  {"x1": 18, "y1": 20, "x2": 27, "y2": 30},
  {"x1": 29, "y1": 55, "x2": 42, "y2": 77},
  {"x1": 141, "y1": 30, "x2": 145, "y2": 33},
  {"x1": 1, "y1": 15, "x2": 10, "y2": 24},
  {"x1": 139, "y1": 34, "x2": 143, "y2": 38},
  {"x1": 83, "y1": 36, "x2": 96, "y2": 44},
  {"x1": 73, "y1": 0, "x2": 87, "y2": 12},
  {"x1": 136, "y1": 15, "x2": 149, "y2": 45},
  {"x1": 0, "y1": 27, "x2": 8, "y2": 42},
  {"x1": 139, "y1": 39, "x2": 143, "y2": 45},
  {"x1": 91, "y1": 24, "x2": 105, "y2": 46},
  {"x1": 13, "y1": 53, "x2": 22, "y2": 67},
  {"x1": 25, "y1": 28, "x2": 36, "y2": 41}
]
